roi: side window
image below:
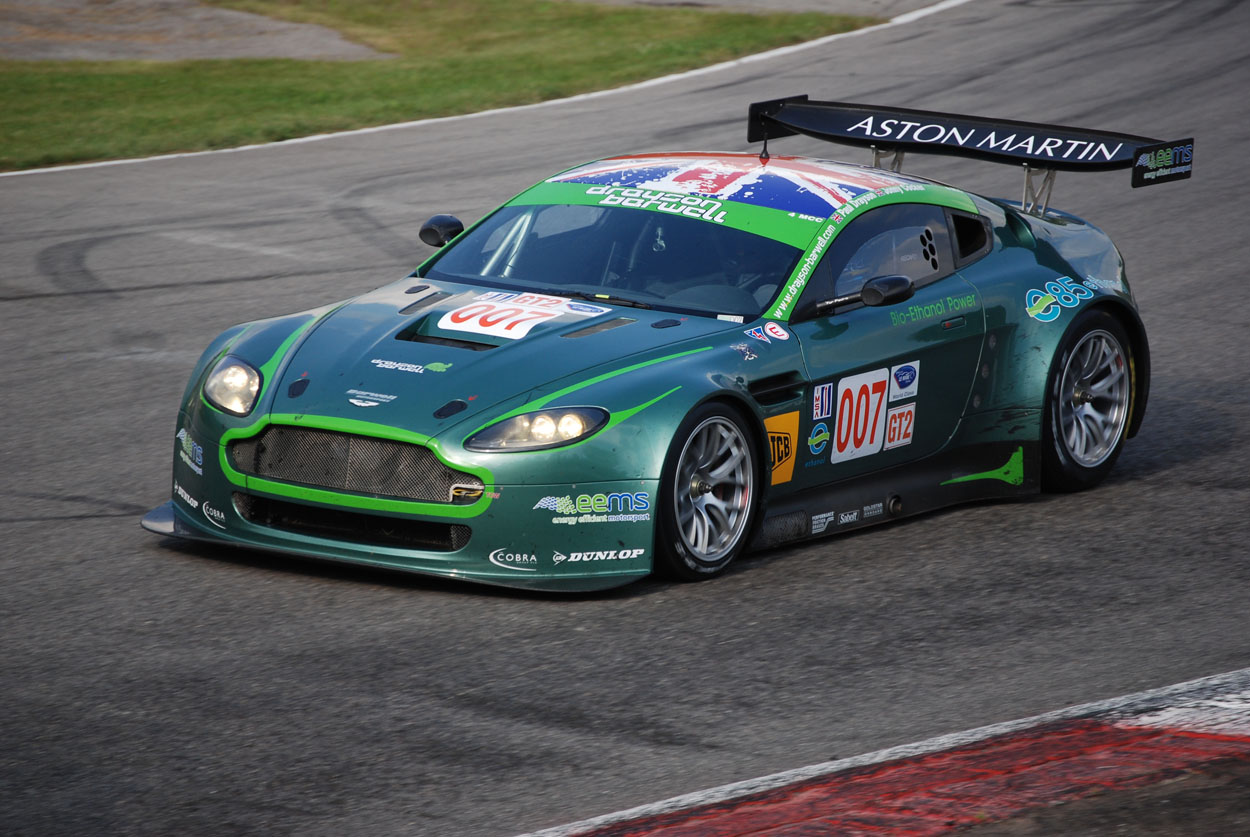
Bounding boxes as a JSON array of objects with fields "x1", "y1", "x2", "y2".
[
  {"x1": 949, "y1": 209, "x2": 992, "y2": 267},
  {"x1": 793, "y1": 203, "x2": 954, "y2": 320}
]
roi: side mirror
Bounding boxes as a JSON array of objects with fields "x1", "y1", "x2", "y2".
[
  {"x1": 811, "y1": 274, "x2": 916, "y2": 318},
  {"x1": 419, "y1": 214, "x2": 464, "y2": 248},
  {"x1": 860, "y1": 274, "x2": 915, "y2": 307}
]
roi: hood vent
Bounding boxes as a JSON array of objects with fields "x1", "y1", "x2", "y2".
[
  {"x1": 397, "y1": 329, "x2": 497, "y2": 351},
  {"x1": 399, "y1": 291, "x2": 452, "y2": 315},
  {"x1": 562, "y1": 317, "x2": 636, "y2": 338},
  {"x1": 748, "y1": 371, "x2": 805, "y2": 406}
]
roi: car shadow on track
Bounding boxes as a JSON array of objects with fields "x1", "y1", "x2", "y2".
[{"x1": 152, "y1": 536, "x2": 673, "y2": 602}]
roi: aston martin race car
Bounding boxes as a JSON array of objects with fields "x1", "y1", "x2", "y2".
[{"x1": 142, "y1": 97, "x2": 1193, "y2": 591}]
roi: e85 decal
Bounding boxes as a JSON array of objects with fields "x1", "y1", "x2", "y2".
[{"x1": 1024, "y1": 275, "x2": 1093, "y2": 322}]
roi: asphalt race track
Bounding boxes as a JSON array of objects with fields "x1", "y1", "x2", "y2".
[{"x1": 2, "y1": 1, "x2": 1248, "y2": 834}]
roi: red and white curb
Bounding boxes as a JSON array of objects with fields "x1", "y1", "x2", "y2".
[{"x1": 520, "y1": 668, "x2": 1250, "y2": 836}]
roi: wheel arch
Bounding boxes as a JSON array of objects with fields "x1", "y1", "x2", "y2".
[{"x1": 1087, "y1": 299, "x2": 1150, "y2": 439}]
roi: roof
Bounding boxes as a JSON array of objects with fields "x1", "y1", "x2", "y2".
[{"x1": 547, "y1": 152, "x2": 941, "y2": 219}]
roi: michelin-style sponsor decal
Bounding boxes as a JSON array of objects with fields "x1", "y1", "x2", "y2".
[
  {"x1": 439, "y1": 292, "x2": 605, "y2": 340},
  {"x1": 811, "y1": 510, "x2": 838, "y2": 535},
  {"x1": 839, "y1": 510, "x2": 859, "y2": 526},
  {"x1": 890, "y1": 293, "x2": 977, "y2": 327},
  {"x1": 370, "y1": 358, "x2": 452, "y2": 374},
  {"x1": 830, "y1": 368, "x2": 890, "y2": 464},
  {"x1": 1025, "y1": 275, "x2": 1094, "y2": 323},
  {"x1": 584, "y1": 186, "x2": 728, "y2": 224},
  {"x1": 176, "y1": 428, "x2": 203, "y2": 476},
  {"x1": 884, "y1": 403, "x2": 915, "y2": 450},
  {"x1": 863, "y1": 501, "x2": 884, "y2": 518},
  {"x1": 731, "y1": 343, "x2": 758, "y2": 361},
  {"x1": 764, "y1": 411, "x2": 799, "y2": 486},
  {"x1": 744, "y1": 326, "x2": 770, "y2": 343},
  {"x1": 173, "y1": 480, "x2": 198, "y2": 509},
  {"x1": 1131, "y1": 139, "x2": 1194, "y2": 187},
  {"x1": 764, "y1": 322, "x2": 790, "y2": 341},
  {"x1": 347, "y1": 388, "x2": 397, "y2": 407},
  {"x1": 889, "y1": 361, "x2": 919, "y2": 402},
  {"x1": 489, "y1": 548, "x2": 539, "y2": 572},
  {"x1": 535, "y1": 492, "x2": 651, "y2": 525},
  {"x1": 552, "y1": 548, "x2": 646, "y2": 564},
  {"x1": 202, "y1": 501, "x2": 227, "y2": 529},
  {"x1": 808, "y1": 422, "x2": 830, "y2": 455},
  {"x1": 813, "y1": 382, "x2": 834, "y2": 421}
]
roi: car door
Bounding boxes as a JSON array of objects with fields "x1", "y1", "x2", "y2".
[{"x1": 786, "y1": 202, "x2": 986, "y2": 487}]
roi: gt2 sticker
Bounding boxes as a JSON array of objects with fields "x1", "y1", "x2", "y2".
[
  {"x1": 1024, "y1": 275, "x2": 1093, "y2": 322},
  {"x1": 764, "y1": 411, "x2": 799, "y2": 486},
  {"x1": 884, "y1": 403, "x2": 915, "y2": 450},
  {"x1": 830, "y1": 368, "x2": 890, "y2": 463},
  {"x1": 889, "y1": 361, "x2": 919, "y2": 401}
]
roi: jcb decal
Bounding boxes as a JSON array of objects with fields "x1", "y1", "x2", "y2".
[{"x1": 764, "y1": 411, "x2": 799, "y2": 486}]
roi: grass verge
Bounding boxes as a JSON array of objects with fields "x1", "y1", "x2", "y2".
[{"x1": 0, "y1": 0, "x2": 877, "y2": 171}]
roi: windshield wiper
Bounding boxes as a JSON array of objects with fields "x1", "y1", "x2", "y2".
[{"x1": 561, "y1": 290, "x2": 653, "y2": 310}]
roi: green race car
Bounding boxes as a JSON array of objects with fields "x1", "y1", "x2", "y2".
[{"x1": 142, "y1": 98, "x2": 1192, "y2": 591}]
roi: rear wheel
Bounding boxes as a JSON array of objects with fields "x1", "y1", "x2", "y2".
[
  {"x1": 1042, "y1": 309, "x2": 1135, "y2": 492},
  {"x1": 655, "y1": 403, "x2": 760, "y2": 581}
]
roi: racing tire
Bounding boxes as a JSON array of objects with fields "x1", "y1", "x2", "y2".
[
  {"x1": 655, "y1": 403, "x2": 760, "y2": 581},
  {"x1": 1041, "y1": 308, "x2": 1135, "y2": 492}
]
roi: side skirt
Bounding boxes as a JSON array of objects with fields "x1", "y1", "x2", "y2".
[{"x1": 752, "y1": 442, "x2": 1039, "y2": 549}]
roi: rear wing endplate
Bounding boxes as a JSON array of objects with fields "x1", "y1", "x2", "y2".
[{"x1": 748, "y1": 96, "x2": 1193, "y2": 214}]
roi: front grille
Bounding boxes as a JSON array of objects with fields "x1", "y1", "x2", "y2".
[
  {"x1": 234, "y1": 493, "x2": 471, "y2": 552},
  {"x1": 229, "y1": 425, "x2": 482, "y2": 504}
]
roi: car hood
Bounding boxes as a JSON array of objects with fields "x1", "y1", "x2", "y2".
[{"x1": 268, "y1": 281, "x2": 738, "y2": 436}]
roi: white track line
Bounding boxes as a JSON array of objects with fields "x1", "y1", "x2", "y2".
[
  {"x1": 2, "y1": 0, "x2": 979, "y2": 179},
  {"x1": 516, "y1": 667, "x2": 1250, "y2": 837}
]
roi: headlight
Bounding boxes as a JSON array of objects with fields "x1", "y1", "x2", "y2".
[
  {"x1": 203, "y1": 355, "x2": 262, "y2": 416},
  {"x1": 465, "y1": 407, "x2": 608, "y2": 452}
]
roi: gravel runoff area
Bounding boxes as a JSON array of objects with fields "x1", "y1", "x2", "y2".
[{"x1": 0, "y1": 0, "x2": 935, "y2": 62}]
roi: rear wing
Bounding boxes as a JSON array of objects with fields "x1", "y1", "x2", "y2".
[{"x1": 748, "y1": 96, "x2": 1193, "y2": 214}]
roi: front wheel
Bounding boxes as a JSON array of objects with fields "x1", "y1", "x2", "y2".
[
  {"x1": 1042, "y1": 309, "x2": 1135, "y2": 492},
  {"x1": 655, "y1": 403, "x2": 760, "y2": 581}
]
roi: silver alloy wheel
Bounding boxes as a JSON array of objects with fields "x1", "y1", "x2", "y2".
[
  {"x1": 1058, "y1": 329, "x2": 1130, "y2": 468},
  {"x1": 673, "y1": 415, "x2": 754, "y2": 563}
]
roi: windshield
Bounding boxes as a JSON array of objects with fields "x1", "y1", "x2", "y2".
[{"x1": 421, "y1": 204, "x2": 803, "y2": 318}]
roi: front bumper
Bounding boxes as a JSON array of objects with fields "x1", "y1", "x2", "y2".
[{"x1": 143, "y1": 471, "x2": 659, "y2": 593}]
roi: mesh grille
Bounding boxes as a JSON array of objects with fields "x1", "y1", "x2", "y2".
[
  {"x1": 234, "y1": 493, "x2": 471, "y2": 552},
  {"x1": 229, "y1": 425, "x2": 482, "y2": 503}
]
